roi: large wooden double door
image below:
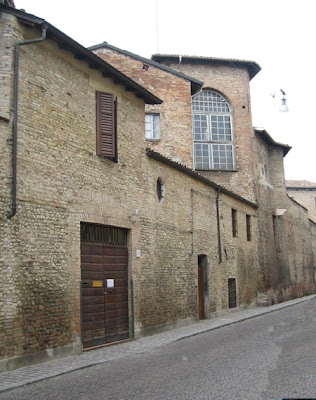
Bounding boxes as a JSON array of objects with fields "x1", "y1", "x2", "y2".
[{"x1": 81, "y1": 243, "x2": 129, "y2": 348}]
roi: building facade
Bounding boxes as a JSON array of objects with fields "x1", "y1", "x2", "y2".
[
  {"x1": 0, "y1": 5, "x2": 262, "y2": 371},
  {"x1": 93, "y1": 45, "x2": 316, "y2": 306}
]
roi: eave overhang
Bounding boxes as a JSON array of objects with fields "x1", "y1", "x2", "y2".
[
  {"x1": 89, "y1": 42, "x2": 204, "y2": 95},
  {"x1": 254, "y1": 128, "x2": 291, "y2": 157},
  {"x1": 146, "y1": 149, "x2": 258, "y2": 209},
  {"x1": 151, "y1": 54, "x2": 261, "y2": 81},
  {"x1": 0, "y1": 4, "x2": 162, "y2": 105}
]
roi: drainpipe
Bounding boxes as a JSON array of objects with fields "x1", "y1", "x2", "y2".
[
  {"x1": 216, "y1": 189, "x2": 222, "y2": 263},
  {"x1": 131, "y1": 279, "x2": 135, "y2": 338},
  {"x1": 7, "y1": 24, "x2": 48, "y2": 219},
  {"x1": 191, "y1": 188, "x2": 194, "y2": 255}
]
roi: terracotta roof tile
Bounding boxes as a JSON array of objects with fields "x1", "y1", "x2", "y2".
[{"x1": 286, "y1": 180, "x2": 316, "y2": 188}]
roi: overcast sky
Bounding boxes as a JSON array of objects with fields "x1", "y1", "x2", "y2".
[{"x1": 13, "y1": 0, "x2": 316, "y2": 182}]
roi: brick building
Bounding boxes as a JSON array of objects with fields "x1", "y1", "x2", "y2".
[
  {"x1": 92, "y1": 44, "x2": 316, "y2": 306},
  {"x1": 254, "y1": 130, "x2": 315, "y2": 303},
  {"x1": 286, "y1": 180, "x2": 316, "y2": 224},
  {"x1": 0, "y1": 5, "x2": 261, "y2": 371}
]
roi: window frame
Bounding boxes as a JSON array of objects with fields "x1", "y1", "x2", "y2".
[
  {"x1": 145, "y1": 113, "x2": 160, "y2": 140},
  {"x1": 192, "y1": 90, "x2": 235, "y2": 171}
]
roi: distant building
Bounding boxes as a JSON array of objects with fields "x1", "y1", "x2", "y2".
[{"x1": 286, "y1": 180, "x2": 316, "y2": 223}]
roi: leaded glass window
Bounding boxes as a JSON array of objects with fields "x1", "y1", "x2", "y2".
[{"x1": 192, "y1": 91, "x2": 234, "y2": 170}]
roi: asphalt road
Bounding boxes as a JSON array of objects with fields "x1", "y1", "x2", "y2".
[{"x1": 1, "y1": 299, "x2": 316, "y2": 400}]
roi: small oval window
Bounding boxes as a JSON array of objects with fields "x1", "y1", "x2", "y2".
[{"x1": 156, "y1": 177, "x2": 165, "y2": 204}]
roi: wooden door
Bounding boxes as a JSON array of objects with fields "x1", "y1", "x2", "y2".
[
  {"x1": 103, "y1": 246, "x2": 129, "y2": 343},
  {"x1": 81, "y1": 243, "x2": 129, "y2": 348},
  {"x1": 198, "y1": 265, "x2": 205, "y2": 320}
]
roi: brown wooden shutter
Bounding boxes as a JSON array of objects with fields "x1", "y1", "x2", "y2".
[{"x1": 96, "y1": 91, "x2": 117, "y2": 159}]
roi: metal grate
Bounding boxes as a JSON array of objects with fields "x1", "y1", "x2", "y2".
[
  {"x1": 232, "y1": 209, "x2": 238, "y2": 237},
  {"x1": 246, "y1": 215, "x2": 251, "y2": 242},
  {"x1": 81, "y1": 223, "x2": 127, "y2": 246},
  {"x1": 228, "y1": 278, "x2": 237, "y2": 308}
]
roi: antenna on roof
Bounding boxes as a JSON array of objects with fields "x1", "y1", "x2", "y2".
[{"x1": 156, "y1": 0, "x2": 159, "y2": 53}]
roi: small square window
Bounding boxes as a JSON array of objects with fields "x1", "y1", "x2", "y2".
[{"x1": 145, "y1": 114, "x2": 160, "y2": 139}]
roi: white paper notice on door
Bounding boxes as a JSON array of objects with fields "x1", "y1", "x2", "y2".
[{"x1": 107, "y1": 279, "x2": 114, "y2": 288}]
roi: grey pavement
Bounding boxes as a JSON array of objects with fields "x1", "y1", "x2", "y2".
[{"x1": 0, "y1": 294, "x2": 315, "y2": 394}]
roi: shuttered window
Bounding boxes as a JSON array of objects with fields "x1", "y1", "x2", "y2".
[{"x1": 96, "y1": 91, "x2": 117, "y2": 161}]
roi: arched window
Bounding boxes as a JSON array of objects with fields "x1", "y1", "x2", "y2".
[{"x1": 192, "y1": 90, "x2": 234, "y2": 170}]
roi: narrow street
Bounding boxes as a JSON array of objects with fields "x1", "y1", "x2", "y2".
[{"x1": 1, "y1": 298, "x2": 315, "y2": 400}]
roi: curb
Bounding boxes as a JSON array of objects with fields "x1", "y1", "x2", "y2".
[{"x1": 0, "y1": 294, "x2": 315, "y2": 393}]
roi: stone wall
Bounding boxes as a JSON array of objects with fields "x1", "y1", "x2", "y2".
[
  {"x1": 254, "y1": 135, "x2": 279, "y2": 294},
  {"x1": 310, "y1": 220, "x2": 316, "y2": 279},
  {"x1": 254, "y1": 134, "x2": 315, "y2": 304},
  {"x1": 274, "y1": 198, "x2": 315, "y2": 302},
  {"x1": 0, "y1": 16, "x2": 258, "y2": 370},
  {"x1": 135, "y1": 159, "x2": 258, "y2": 335}
]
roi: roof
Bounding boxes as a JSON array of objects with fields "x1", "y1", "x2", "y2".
[
  {"x1": 151, "y1": 54, "x2": 261, "y2": 81},
  {"x1": 0, "y1": 4, "x2": 162, "y2": 105},
  {"x1": 146, "y1": 149, "x2": 258, "y2": 209},
  {"x1": 254, "y1": 128, "x2": 291, "y2": 156},
  {"x1": 286, "y1": 180, "x2": 316, "y2": 189},
  {"x1": 88, "y1": 42, "x2": 203, "y2": 95}
]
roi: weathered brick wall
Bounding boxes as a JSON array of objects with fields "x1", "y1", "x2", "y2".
[
  {"x1": 254, "y1": 135, "x2": 279, "y2": 293},
  {"x1": 275, "y1": 199, "x2": 316, "y2": 301},
  {"x1": 310, "y1": 221, "x2": 316, "y2": 277},
  {"x1": 218, "y1": 194, "x2": 257, "y2": 308},
  {"x1": 269, "y1": 148, "x2": 288, "y2": 208},
  {"x1": 0, "y1": 17, "x2": 258, "y2": 369},
  {"x1": 286, "y1": 189, "x2": 316, "y2": 223},
  {"x1": 135, "y1": 163, "x2": 258, "y2": 335},
  {"x1": 93, "y1": 47, "x2": 194, "y2": 168},
  {"x1": 0, "y1": 12, "x2": 15, "y2": 123},
  {"x1": 254, "y1": 135, "x2": 315, "y2": 304},
  {"x1": 157, "y1": 60, "x2": 257, "y2": 203},
  {"x1": 92, "y1": 50, "x2": 259, "y2": 204},
  {"x1": 0, "y1": 13, "x2": 17, "y2": 221}
]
